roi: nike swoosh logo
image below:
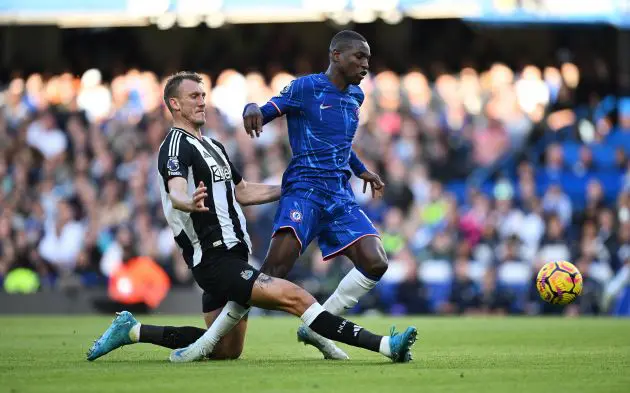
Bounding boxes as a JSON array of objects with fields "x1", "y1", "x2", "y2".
[
  {"x1": 227, "y1": 312, "x2": 240, "y2": 320},
  {"x1": 320, "y1": 104, "x2": 332, "y2": 110}
]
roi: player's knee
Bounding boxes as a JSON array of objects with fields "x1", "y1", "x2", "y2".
[
  {"x1": 366, "y1": 261, "x2": 388, "y2": 279},
  {"x1": 260, "y1": 260, "x2": 291, "y2": 278},
  {"x1": 210, "y1": 331, "x2": 245, "y2": 360},
  {"x1": 222, "y1": 344, "x2": 244, "y2": 360},
  {"x1": 361, "y1": 247, "x2": 388, "y2": 279},
  {"x1": 210, "y1": 346, "x2": 242, "y2": 360},
  {"x1": 230, "y1": 348, "x2": 243, "y2": 360}
]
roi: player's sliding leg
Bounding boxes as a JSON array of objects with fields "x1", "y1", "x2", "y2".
[
  {"x1": 203, "y1": 309, "x2": 248, "y2": 359},
  {"x1": 261, "y1": 230, "x2": 349, "y2": 360},
  {"x1": 169, "y1": 301, "x2": 250, "y2": 362},
  {"x1": 298, "y1": 236, "x2": 387, "y2": 355},
  {"x1": 86, "y1": 306, "x2": 247, "y2": 361},
  {"x1": 130, "y1": 308, "x2": 248, "y2": 359},
  {"x1": 170, "y1": 272, "x2": 417, "y2": 363}
]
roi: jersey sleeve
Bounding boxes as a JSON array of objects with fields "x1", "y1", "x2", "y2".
[
  {"x1": 210, "y1": 139, "x2": 243, "y2": 186},
  {"x1": 349, "y1": 150, "x2": 367, "y2": 176},
  {"x1": 261, "y1": 78, "x2": 304, "y2": 123},
  {"x1": 158, "y1": 132, "x2": 193, "y2": 188}
]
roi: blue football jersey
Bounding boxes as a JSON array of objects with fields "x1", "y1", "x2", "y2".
[{"x1": 259, "y1": 73, "x2": 367, "y2": 198}]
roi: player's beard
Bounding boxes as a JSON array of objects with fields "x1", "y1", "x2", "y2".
[{"x1": 186, "y1": 111, "x2": 206, "y2": 128}]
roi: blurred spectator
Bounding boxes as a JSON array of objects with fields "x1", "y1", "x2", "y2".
[
  {"x1": 380, "y1": 208, "x2": 406, "y2": 257},
  {"x1": 459, "y1": 192, "x2": 491, "y2": 246},
  {"x1": 441, "y1": 257, "x2": 480, "y2": 315},
  {"x1": 542, "y1": 184, "x2": 572, "y2": 227},
  {"x1": 77, "y1": 69, "x2": 112, "y2": 123},
  {"x1": 383, "y1": 158, "x2": 414, "y2": 214},
  {"x1": 94, "y1": 227, "x2": 171, "y2": 314},
  {"x1": 537, "y1": 215, "x2": 571, "y2": 264},
  {"x1": 472, "y1": 115, "x2": 509, "y2": 168},
  {"x1": 479, "y1": 268, "x2": 512, "y2": 315},
  {"x1": 26, "y1": 110, "x2": 67, "y2": 160},
  {"x1": 37, "y1": 200, "x2": 85, "y2": 274},
  {"x1": 543, "y1": 143, "x2": 565, "y2": 177}
]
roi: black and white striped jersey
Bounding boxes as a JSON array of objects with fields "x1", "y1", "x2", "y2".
[{"x1": 157, "y1": 127, "x2": 251, "y2": 268}]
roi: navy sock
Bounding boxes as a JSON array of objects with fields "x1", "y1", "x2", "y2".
[
  {"x1": 308, "y1": 311, "x2": 382, "y2": 352},
  {"x1": 139, "y1": 325, "x2": 205, "y2": 349}
]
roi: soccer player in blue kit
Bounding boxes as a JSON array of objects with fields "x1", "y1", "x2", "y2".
[{"x1": 243, "y1": 30, "x2": 393, "y2": 359}]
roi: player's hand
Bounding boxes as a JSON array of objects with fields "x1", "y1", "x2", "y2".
[
  {"x1": 243, "y1": 103, "x2": 263, "y2": 138},
  {"x1": 359, "y1": 171, "x2": 385, "y2": 199},
  {"x1": 190, "y1": 181, "x2": 210, "y2": 212}
]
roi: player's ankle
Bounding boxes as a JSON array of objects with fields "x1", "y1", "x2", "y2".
[
  {"x1": 129, "y1": 323, "x2": 141, "y2": 343},
  {"x1": 379, "y1": 336, "x2": 391, "y2": 357}
]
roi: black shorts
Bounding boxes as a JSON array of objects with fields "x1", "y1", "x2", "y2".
[{"x1": 194, "y1": 243, "x2": 260, "y2": 312}]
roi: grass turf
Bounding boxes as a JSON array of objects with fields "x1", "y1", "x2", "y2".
[{"x1": 0, "y1": 315, "x2": 629, "y2": 393}]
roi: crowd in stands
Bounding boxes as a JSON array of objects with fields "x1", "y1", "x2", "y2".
[{"x1": 0, "y1": 61, "x2": 629, "y2": 316}]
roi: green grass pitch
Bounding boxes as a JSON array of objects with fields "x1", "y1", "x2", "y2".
[{"x1": 1, "y1": 315, "x2": 629, "y2": 393}]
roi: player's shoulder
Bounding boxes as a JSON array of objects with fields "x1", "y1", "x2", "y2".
[
  {"x1": 286, "y1": 74, "x2": 317, "y2": 92},
  {"x1": 303, "y1": 73, "x2": 324, "y2": 82},
  {"x1": 307, "y1": 73, "x2": 332, "y2": 87},
  {"x1": 159, "y1": 128, "x2": 196, "y2": 161},
  {"x1": 347, "y1": 84, "x2": 364, "y2": 97},
  {"x1": 347, "y1": 84, "x2": 365, "y2": 104}
]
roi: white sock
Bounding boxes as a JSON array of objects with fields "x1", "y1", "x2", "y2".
[
  {"x1": 300, "y1": 302, "x2": 326, "y2": 326},
  {"x1": 323, "y1": 268, "x2": 379, "y2": 315},
  {"x1": 379, "y1": 336, "x2": 391, "y2": 357},
  {"x1": 129, "y1": 323, "x2": 140, "y2": 343},
  {"x1": 193, "y1": 301, "x2": 250, "y2": 356}
]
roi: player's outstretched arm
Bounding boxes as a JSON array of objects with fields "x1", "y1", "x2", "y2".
[
  {"x1": 349, "y1": 150, "x2": 368, "y2": 176},
  {"x1": 167, "y1": 178, "x2": 210, "y2": 213},
  {"x1": 349, "y1": 151, "x2": 385, "y2": 198},
  {"x1": 242, "y1": 102, "x2": 285, "y2": 138},
  {"x1": 243, "y1": 79, "x2": 303, "y2": 138},
  {"x1": 234, "y1": 180, "x2": 281, "y2": 206}
]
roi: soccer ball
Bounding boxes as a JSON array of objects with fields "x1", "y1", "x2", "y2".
[{"x1": 536, "y1": 261, "x2": 583, "y2": 305}]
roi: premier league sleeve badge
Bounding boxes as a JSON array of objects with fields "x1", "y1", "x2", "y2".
[{"x1": 167, "y1": 157, "x2": 180, "y2": 172}]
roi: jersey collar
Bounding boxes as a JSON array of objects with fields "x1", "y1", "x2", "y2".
[
  {"x1": 171, "y1": 126, "x2": 201, "y2": 141},
  {"x1": 320, "y1": 72, "x2": 351, "y2": 94}
]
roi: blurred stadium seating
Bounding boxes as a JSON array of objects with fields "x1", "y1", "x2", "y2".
[{"x1": 0, "y1": 0, "x2": 629, "y2": 317}]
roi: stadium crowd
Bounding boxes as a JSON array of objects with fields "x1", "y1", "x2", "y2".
[{"x1": 0, "y1": 61, "x2": 629, "y2": 316}]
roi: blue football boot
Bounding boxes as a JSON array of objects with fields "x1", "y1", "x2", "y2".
[
  {"x1": 86, "y1": 311, "x2": 137, "y2": 361},
  {"x1": 388, "y1": 326, "x2": 418, "y2": 363}
]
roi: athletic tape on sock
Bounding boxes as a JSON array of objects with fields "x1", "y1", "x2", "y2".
[{"x1": 300, "y1": 303, "x2": 326, "y2": 326}]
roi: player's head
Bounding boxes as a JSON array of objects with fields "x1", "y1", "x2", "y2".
[
  {"x1": 163, "y1": 71, "x2": 206, "y2": 127},
  {"x1": 329, "y1": 30, "x2": 370, "y2": 85}
]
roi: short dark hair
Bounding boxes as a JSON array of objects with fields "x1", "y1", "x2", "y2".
[
  {"x1": 163, "y1": 71, "x2": 203, "y2": 113},
  {"x1": 329, "y1": 30, "x2": 367, "y2": 53}
]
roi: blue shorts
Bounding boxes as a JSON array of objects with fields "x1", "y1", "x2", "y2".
[{"x1": 272, "y1": 188, "x2": 380, "y2": 260}]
